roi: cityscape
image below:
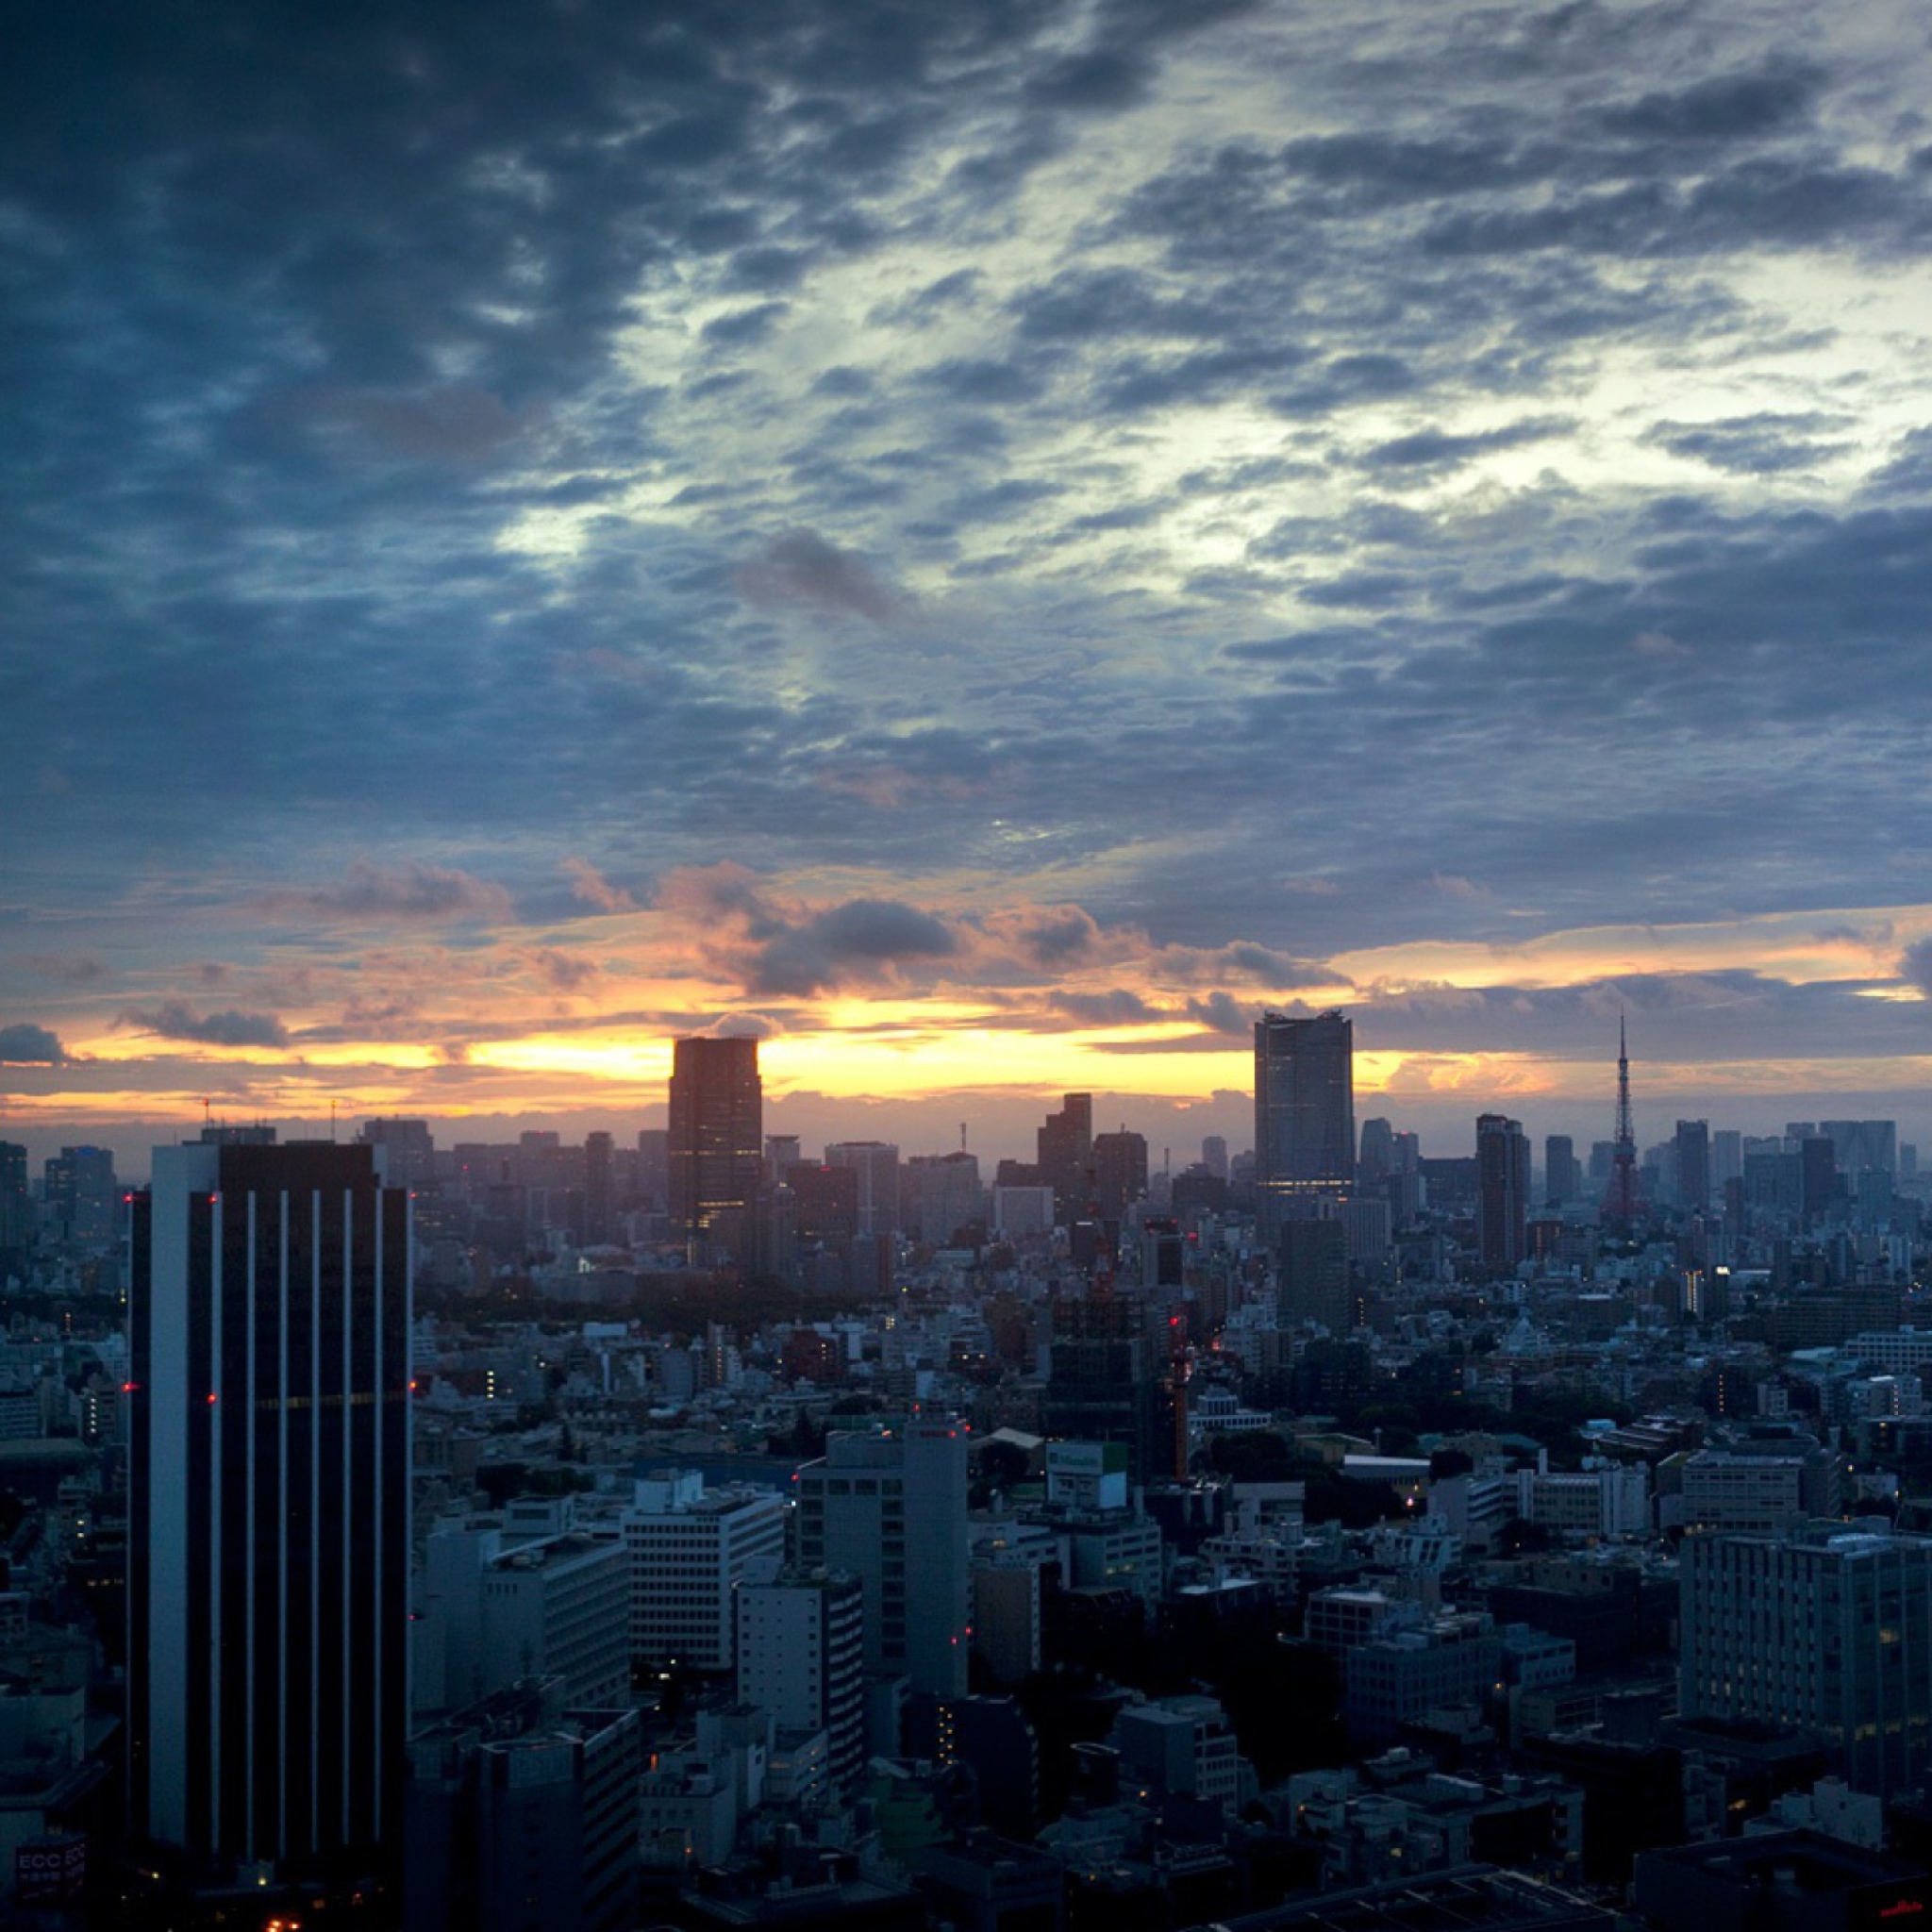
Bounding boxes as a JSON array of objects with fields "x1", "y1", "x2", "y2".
[
  {"x1": 9, "y1": 0, "x2": 1932, "y2": 1927},
  {"x1": 3, "y1": 1014, "x2": 1932, "y2": 1926}
]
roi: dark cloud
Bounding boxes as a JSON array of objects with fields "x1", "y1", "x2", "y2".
[
  {"x1": 18, "y1": 954, "x2": 107, "y2": 985},
  {"x1": 121, "y1": 1005, "x2": 291, "y2": 1050},
  {"x1": 1593, "y1": 64, "x2": 1822, "y2": 144},
  {"x1": 0, "y1": 1023, "x2": 68, "y2": 1064},
  {"x1": 701, "y1": 303, "x2": 792, "y2": 348},
  {"x1": 1360, "y1": 418, "x2": 1573, "y2": 471},
  {"x1": 747, "y1": 898, "x2": 960, "y2": 997},
  {"x1": 262, "y1": 864, "x2": 513, "y2": 925},
  {"x1": 1187, "y1": 991, "x2": 1253, "y2": 1035},
  {"x1": 1901, "y1": 940, "x2": 1932, "y2": 999},
  {"x1": 1052, "y1": 988, "x2": 1158, "y2": 1024},
  {"x1": 1645, "y1": 412, "x2": 1852, "y2": 475},
  {"x1": 527, "y1": 950, "x2": 601, "y2": 992},
  {"x1": 735, "y1": 529, "x2": 912, "y2": 624}
]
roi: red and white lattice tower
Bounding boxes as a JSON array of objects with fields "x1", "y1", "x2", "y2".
[{"x1": 1604, "y1": 1017, "x2": 1643, "y2": 1224}]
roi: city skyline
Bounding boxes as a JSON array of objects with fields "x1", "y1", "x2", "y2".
[{"x1": 8, "y1": 3, "x2": 1932, "y2": 1163}]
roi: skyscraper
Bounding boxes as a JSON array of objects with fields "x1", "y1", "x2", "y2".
[
  {"x1": 667, "y1": 1035, "x2": 762, "y2": 1250},
  {"x1": 824, "y1": 1140, "x2": 900, "y2": 1236},
  {"x1": 128, "y1": 1137, "x2": 410, "y2": 1908},
  {"x1": 1543, "y1": 1135, "x2": 1579, "y2": 1206},
  {"x1": 1038, "y1": 1092, "x2": 1093, "y2": 1224},
  {"x1": 1091, "y1": 1128, "x2": 1149, "y2": 1220},
  {"x1": 1477, "y1": 1113, "x2": 1530, "y2": 1274},
  {"x1": 794, "y1": 1423, "x2": 971, "y2": 1702},
  {"x1": 0, "y1": 1141, "x2": 29, "y2": 1281},
  {"x1": 1254, "y1": 1010, "x2": 1354, "y2": 1229},
  {"x1": 1674, "y1": 1120, "x2": 1710, "y2": 1215}
]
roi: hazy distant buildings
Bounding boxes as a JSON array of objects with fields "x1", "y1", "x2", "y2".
[
  {"x1": 824, "y1": 1140, "x2": 899, "y2": 1237},
  {"x1": 1544, "y1": 1134, "x2": 1580, "y2": 1207},
  {"x1": 129, "y1": 1137, "x2": 409, "y2": 1907},
  {"x1": 907, "y1": 1150, "x2": 982, "y2": 1244},
  {"x1": 667, "y1": 1036, "x2": 762, "y2": 1253},
  {"x1": 1091, "y1": 1127, "x2": 1149, "y2": 1220},
  {"x1": 359, "y1": 1116, "x2": 436, "y2": 1192},
  {"x1": 42, "y1": 1143, "x2": 116, "y2": 1247},
  {"x1": 1254, "y1": 1010, "x2": 1354, "y2": 1231},
  {"x1": 1675, "y1": 1120, "x2": 1710, "y2": 1215}
]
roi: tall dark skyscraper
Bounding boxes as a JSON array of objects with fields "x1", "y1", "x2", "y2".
[
  {"x1": 128, "y1": 1137, "x2": 410, "y2": 1909},
  {"x1": 1544, "y1": 1134, "x2": 1580, "y2": 1206},
  {"x1": 667, "y1": 1035, "x2": 763, "y2": 1247},
  {"x1": 1038, "y1": 1091, "x2": 1093, "y2": 1224},
  {"x1": 1254, "y1": 1010, "x2": 1354, "y2": 1229},
  {"x1": 0, "y1": 1140, "x2": 29, "y2": 1280},
  {"x1": 1476, "y1": 1113, "x2": 1530, "y2": 1274},
  {"x1": 1674, "y1": 1119, "x2": 1710, "y2": 1214}
]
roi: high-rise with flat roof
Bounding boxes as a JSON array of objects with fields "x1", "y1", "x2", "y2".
[
  {"x1": 1680, "y1": 1523, "x2": 1932, "y2": 1800},
  {"x1": 1477, "y1": 1114, "x2": 1530, "y2": 1274},
  {"x1": 794, "y1": 1423, "x2": 971, "y2": 1699},
  {"x1": 129, "y1": 1137, "x2": 410, "y2": 1909},
  {"x1": 1254, "y1": 1011, "x2": 1353, "y2": 1230},
  {"x1": 623, "y1": 1470, "x2": 786, "y2": 1673},
  {"x1": 667, "y1": 1035, "x2": 762, "y2": 1251}
]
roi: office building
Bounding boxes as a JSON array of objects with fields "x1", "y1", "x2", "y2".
[
  {"x1": 1255, "y1": 1011, "x2": 1354, "y2": 1229},
  {"x1": 128, "y1": 1137, "x2": 409, "y2": 1903},
  {"x1": 0, "y1": 1141, "x2": 29, "y2": 1280},
  {"x1": 420, "y1": 1524, "x2": 629, "y2": 1715},
  {"x1": 1477, "y1": 1114, "x2": 1530, "y2": 1274},
  {"x1": 667, "y1": 1035, "x2": 762, "y2": 1250},
  {"x1": 1678, "y1": 1440, "x2": 1844, "y2": 1534},
  {"x1": 42, "y1": 1143, "x2": 117, "y2": 1247},
  {"x1": 1680, "y1": 1523, "x2": 1932, "y2": 1800},
  {"x1": 1044, "y1": 1294, "x2": 1161, "y2": 1480},
  {"x1": 736, "y1": 1569, "x2": 866, "y2": 1795},
  {"x1": 794, "y1": 1423, "x2": 971, "y2": 1699},
  {"x1": 624, "y1": 1470, "x2": 786, "y2": 1673},
  {"x1": 358, "y1": 1117, "x2": 435, "y2": 1192},
  {"x1": 1279, "y1": 1217, "x2": 1354, "y2": 1331},
  {"x1": 824, "y1": 1140, "x2": 899, "y2": 1237},
  {"x1": 406, "y1": 1682, "x2": 641, "y2": 1932},
  {"x1": 1038, "y1": 1092, "x2": 1093, "y2": 1224},
  {"x1": 907, "y1": 1150, "x2": 982, "y2": 1245},
  {"x1": 582, "y1": 1129, "x2": 614, "y2": 1244},
  {"x1": 1091, "y1": 1128, "x2": 1149, "y2": 1220},
  {"x1": 1543, "y1": 1135, "x2": 1579, "y2": 1207},
  {"x1": 1675, "y1": 1120, "x2": 1710, "y2": 1214}
]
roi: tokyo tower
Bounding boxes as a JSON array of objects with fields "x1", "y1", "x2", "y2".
[{"x1": 1603, "y1": 1017, "x2": 1643, "y2": 1224}]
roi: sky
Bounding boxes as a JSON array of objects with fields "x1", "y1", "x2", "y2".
[{"x1": 7, "y1": 0, "x2": 1932, "y2": 1175}]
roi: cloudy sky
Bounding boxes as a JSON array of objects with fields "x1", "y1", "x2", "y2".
[{"x1": 7, "y1": 0, "x2": 1932, "y2": 1172}]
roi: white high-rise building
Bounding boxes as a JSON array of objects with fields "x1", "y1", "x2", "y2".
[
  {"x1": 623, "y1": 1471, "x2": 786, "y2": 1672},
  {"x1": 736, "y1": 1569, "x2": 866, "y2": 1795},
  {"x1": 794, "y1": 1423, "x2": 970, "y2": 1698}
]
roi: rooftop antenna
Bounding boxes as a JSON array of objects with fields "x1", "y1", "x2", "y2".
[
  {"x1": 959, "y1": 1122, "x2": 967, "y2": 1152},
  {"x1": 330, "y1": 1097, "x2": 339, "y2": 1142}
]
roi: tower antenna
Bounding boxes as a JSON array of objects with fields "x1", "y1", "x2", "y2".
[{"x1": 1605, "y1": 1017, "x2": 1642, "y2": 1225}]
